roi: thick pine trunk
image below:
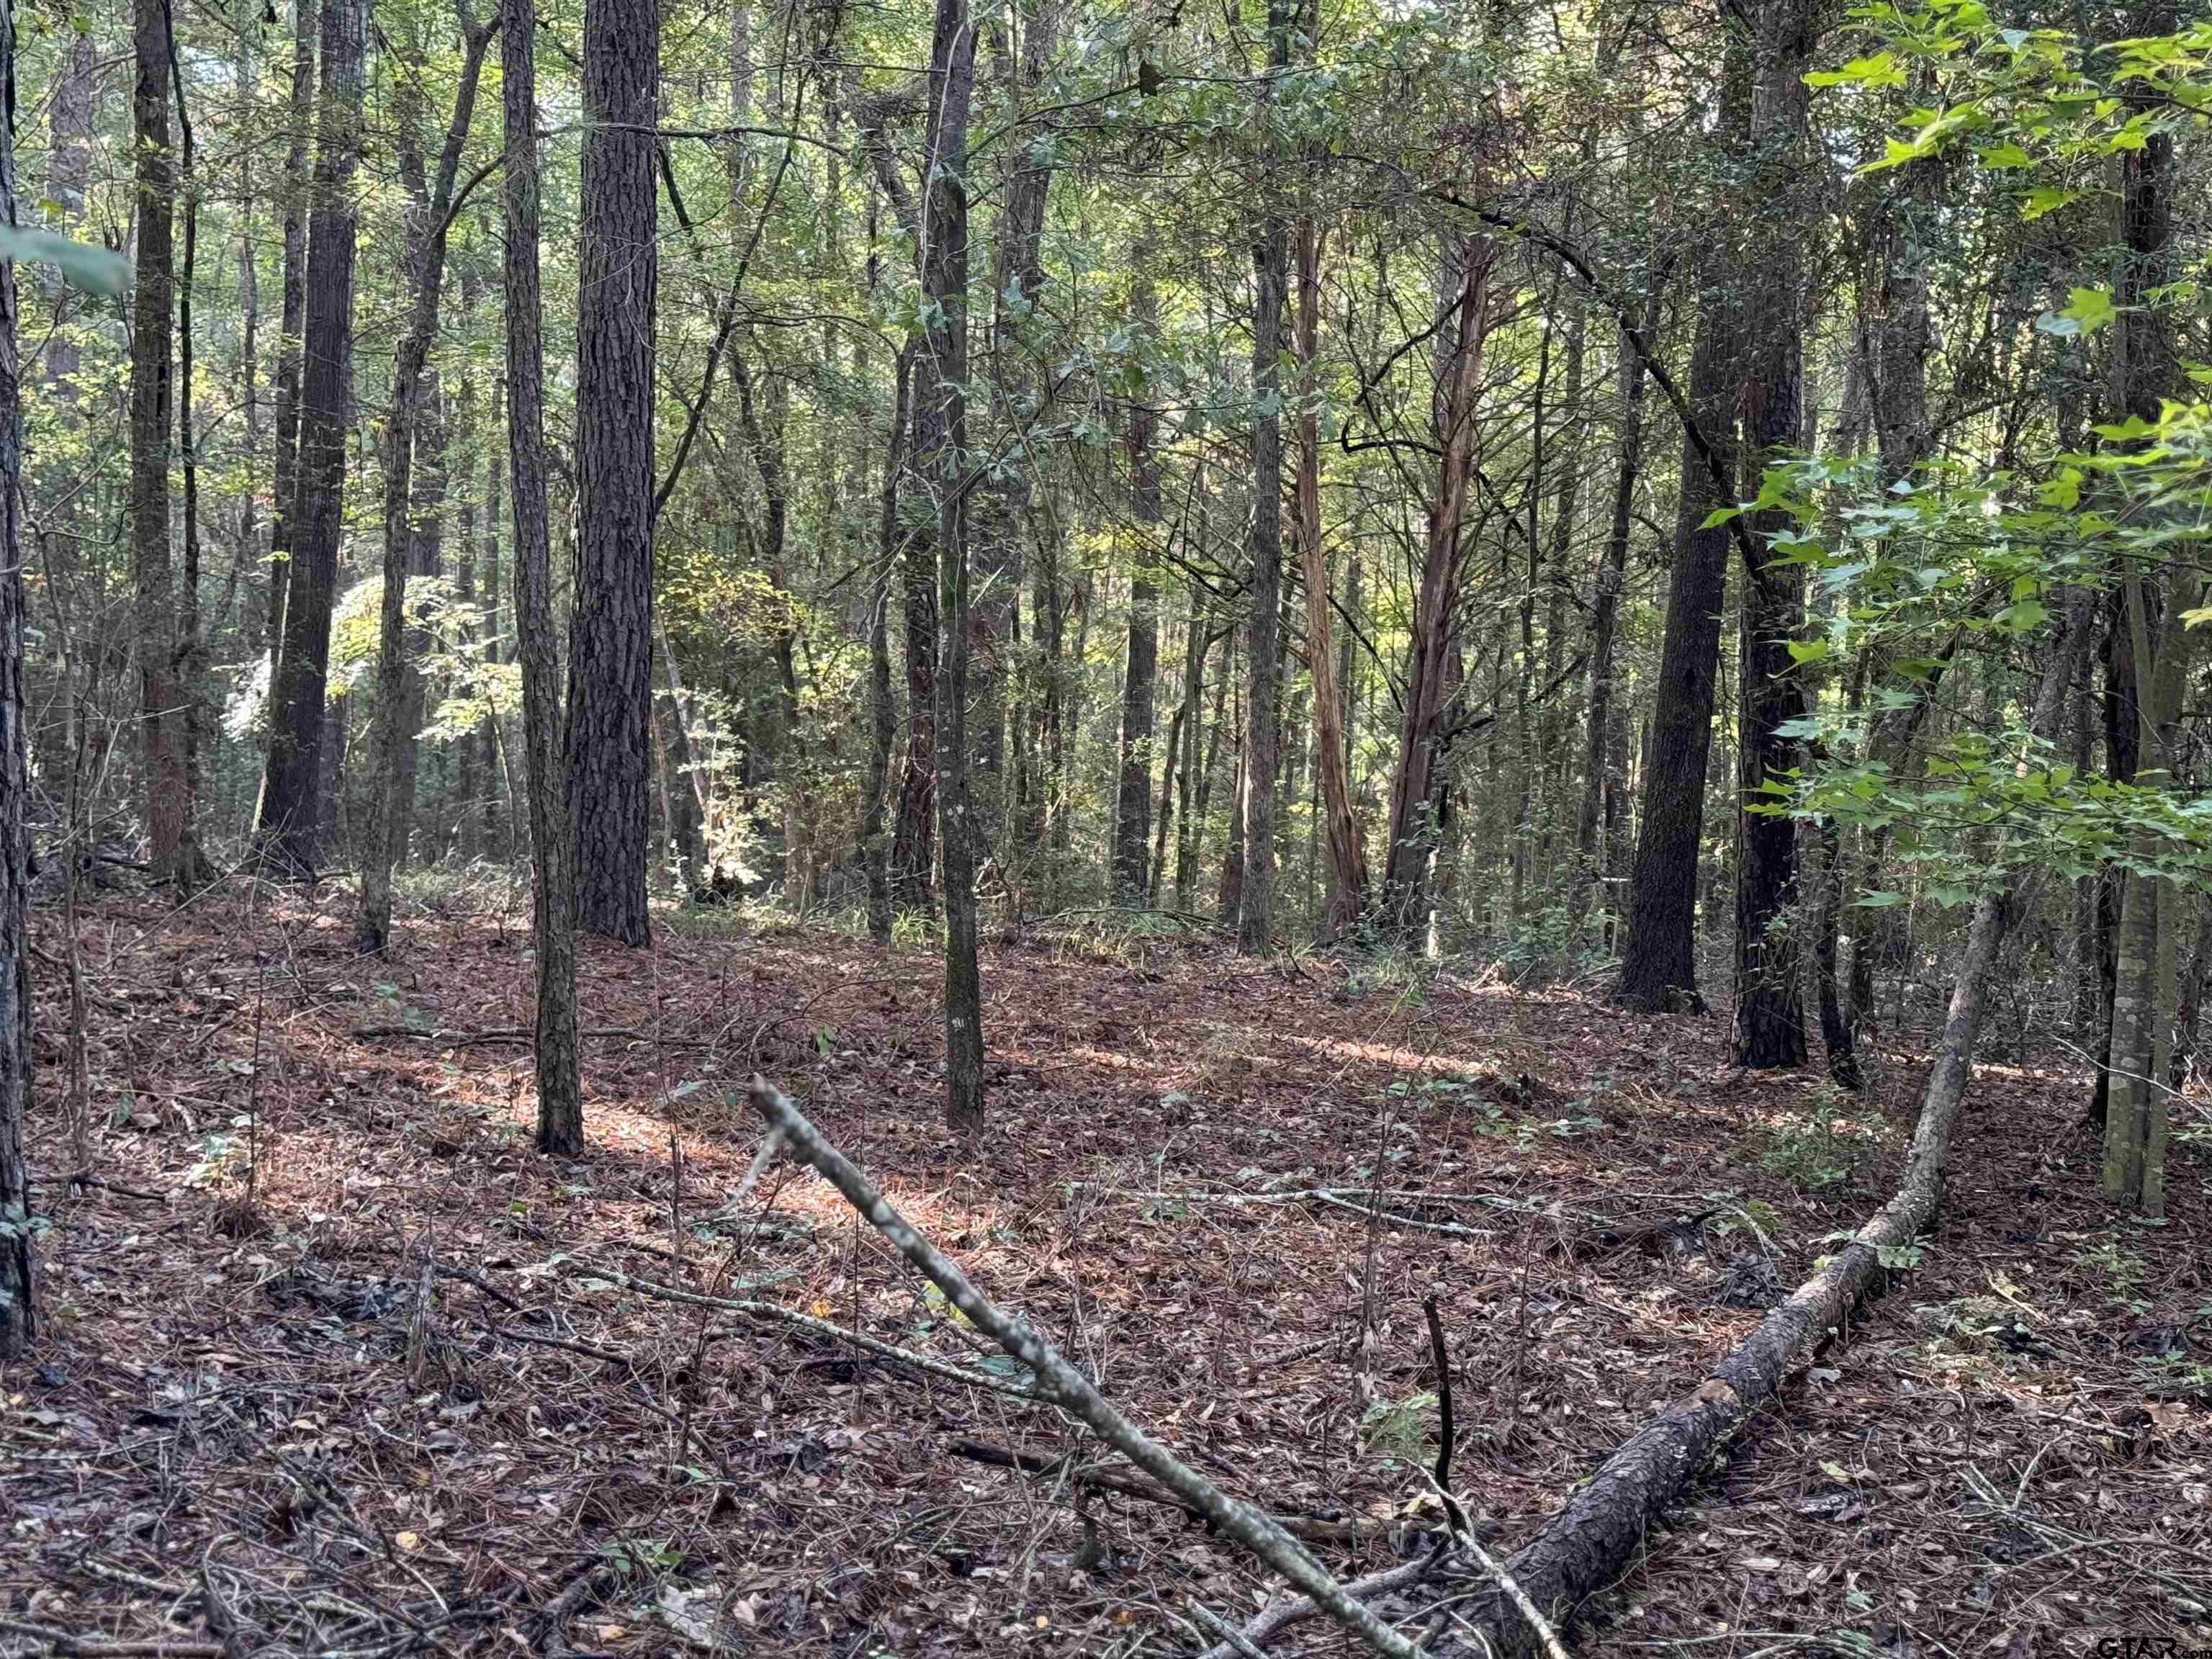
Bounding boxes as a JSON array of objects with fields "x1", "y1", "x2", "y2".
[
  {"x1": 503, "y1": 0, "x2": 582, "y2": 1154},
  {"x1": 255, "y1": 0, "x2": 365, "y2": 879},
  {"x1": 267, "y1": 0, "x2": 316, "y2": 670},
  {"x1": 1614, "y1": 32, "x2": 1751, "y2": 1012},
  {"x1": 567, "y1": 0, "x2": 660, "y2": 947}
]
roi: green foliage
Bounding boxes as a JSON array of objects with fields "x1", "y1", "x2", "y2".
[
  {"x1": 1753, "y1": 1093, "x2": 1871, "y2": 1192},
  {"x1": 1357, "y1": 1391, "x2": 1437, "y2": 1467}
]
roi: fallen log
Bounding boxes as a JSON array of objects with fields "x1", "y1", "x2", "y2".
[{"x1": 1205, "y1": 590, "x2": 2092, "y2": 1658}]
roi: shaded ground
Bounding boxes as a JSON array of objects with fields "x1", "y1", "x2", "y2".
[{"x1": 3, "y1": 885, "x2": 2208, "y2": 1658}]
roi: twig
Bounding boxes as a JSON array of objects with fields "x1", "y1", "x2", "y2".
[
  {"x1": 748, "y1": 1074, "x2": 1424, "y2": 1659},
  {"x1": 1196, "y1": 1552, "x2": 1445, "y2": 1659},
  {"x1": 949, "y1": 1439, "x2": 1374, "y2": 1544},
  {"x1": 349, "y1": 1025, "x2": 712, "y2": 1046},
  {"x1": 0, "y1": 1622, "x2": 222, "y2": 1658},
  {"x1": 536, "y1": 1561, "x2": 616, "y2": 1659},
  {"x1": 549, "y1": 1256, "x2": 1037, "y2": 1399}
]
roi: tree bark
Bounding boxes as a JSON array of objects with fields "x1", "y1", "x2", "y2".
[
  {"x1": 1297, "y1": 220, "x2": 1361, "y2": 942},
  {"x1": 864, "y1": 346, "x2": 915, "y2": 946},
  {"x1": 1614, "y1": 27, "x2": 1753, "y2": 1012},
  {"x1": 1732, "y1": 0, "x2": 1818, "y2": 1070},
  {"x1": 567, "y1": 0, "x2": 660, "y2": 947},
  {"x1": 268, "y1": 0, "x2": 317, "y2": 671},
  {"x1": 359, "y1": 11, "x2": 493, "y2": 953},
  {"x1": 1575, "y1": 279, "x2": 1661, "y2": 922},
  {"x1": 0, "y1": 0, "x2": 35, "y2": 1357},
  {"x1": 131, "y1": 0, "x2": 202, "y2": 892},
  {"x1": 917, "y1": 0, "x2": 983, "y2": 1135},
  {"x1": 1111, "y1": 269, "x2": 1162, "y2": 901},
  {"x1": 1237, "y1": 0, "x2": 1293, "y2": 955},
  {"x1": 254, "y1": 0, "x2": 365, "y2": 879},
  {"x1": 504, "y1": 0, "x2": 583, "y2": 1155},
  {"x1": 1380, "y1": 235, "x2": 1494, "y2": 941}
]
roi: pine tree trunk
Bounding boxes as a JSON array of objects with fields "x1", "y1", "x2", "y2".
[
  {"x1": 864, "y1": 346, "x2": 914, "y2": 946},
  {"x1": 1380, "y1": 235, "x2": 1493, "y2": 941},
  {"x1": 1297, "y1": 220, "x2": 1361, "y2": 942},
  {"x1": 1614, "y1": 27, "x2": 1753, "y2": 1012},
  {"x1": 0, "y1": 0, "x2": 36, "y2": 1356},
  {"x1": 359, "y1": 15, "x2": 490, "y2": 953},
  {"x1": 918, "y1": 0, "x2": 983, "y2": 1134},
  {"x1": 1237, "y1": 0, "x2": 1293, "y2": 955},
  {"x1": 131, "y1": 0, "x2": 198, "y2": 891},
  {"x1": 504, "y1": 0, "x2": 582, "y2": 1154},
  {"x1": 255, "y1": 0, "x2": 365, "y2": 879},
  {"x1": 1574, "y1": 281, "x2": 1660, "y2": 920},
  {"x1": 1112, "y1": 272, "x2": 1161, "y2": 900},
  {"x1": 268, "y1": 0, "x2": 316, "y2": 670},
  {"x1": 567, "y1": 0, "x2": 660, "y2": 947}
]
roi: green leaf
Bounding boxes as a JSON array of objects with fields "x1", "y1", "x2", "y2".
[
  {"x1": 1786, "y1": 638, "x2": 1831, "y2": 665},
  {"x1": 1977, "y1": 141, "x2": 2034, "y2": 168},
  {"x1": 1854, "y1": 891, "x2": 1906, "y2": 908},
  {"x1": 0, "y1": 225, "x2": 130, "y2": 296}
]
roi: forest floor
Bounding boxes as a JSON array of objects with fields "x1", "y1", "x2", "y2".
[{"x1": 3, "y1": 883, "x2": 2208, "y2": 1659}]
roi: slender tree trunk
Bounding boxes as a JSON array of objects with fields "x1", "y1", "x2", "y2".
[
  {"x1": 254, "y1": 0, "x2": 365, "y2": 879},
  {"x1": 1575, "y1": 279, "x2": 1660, "y2": 919},
  {"x1": 481, "y1": 376, "x2": 505, "y2": 856},
  {"x1": 567, "y1": 0, "x2": 660, "y2": 946},
  {"x1": 917, "y1": 0, "x2": 984, "y2": 1134},
  {"x1": 505, "y1": 0, "x2": 582, "y2": 1154},
  {"x1": 1111, "y1": 270, "x2": 1161, "y2": 900},
  {"x1": 359, "y1": 12, "x2": 492, "y2": 951},
  {"x1": 1298, "y1": 220, "x2": 1360, "y2": 941},
  {"x1": 1380, "y1": 235, "x2": 1494, "y2": 940},
  {"x1": 1236, "y1": 0, "x2": 1294, "y2": 955},
  {"x1": 1614, "y1": 26, "x2": 1753, "y2": 1012},
  {"x1": 132, "y1": 0, "x2": 199, "y2": 891},
  {"x1": 865, "y1": 346, "x2": 915, "y2": 945},
  {"x1": 0, "y1": 0, "x2": 36, "y2": 1358},
  {"x1": 1172, "y1": 584, "x2": 1209, "y2": 912}
]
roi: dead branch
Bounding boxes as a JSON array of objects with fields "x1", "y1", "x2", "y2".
[
  {"x1": 349, "y1": 1025, "x2": 711, "y2": 1047},
  {"x1": 548, "y1": 1257, "x2": 1040, "y2": 1400},
  {"x1": 748, "y1": 1075, "x2": 1426, "y2": 1659},
  {"x1": 0, "y1": 1619, "x2": 222, "y2": 1658},
  {"x1": 948, "y1": 1439, "x2": 1375, "y2": 1545}
]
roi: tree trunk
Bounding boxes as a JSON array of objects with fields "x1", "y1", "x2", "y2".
[
  {"x1": 1111, "y1": 269, "x2": 1162, "y2": 901},
  {"x1": 504, "y1": 0, "x2": 582, "y2": 1155},
  {"x1": 0, "y1": 0, "x2": 36, "y2": 1357},
  {"x1": 1732, "y1": 0, "x2": 1817, "y2": 1070},
  {"x1": 918, "y1": 0, "x2": 984, "y2": 1135},
  {"x1": 1237, "y1": 0, "x2": 1292, "y2": 955},
  {"x1": 1298, "y1": 220, "x2": 1361, "y2": 942},
  {"x1": 359, "y1": 12, "x2": 491, "y2": 953},
  {"x1": 1574, "y1": 279, "x2": 1661, "y2": 921},
  {"x1": 864, "y1": 346, "x2": 915, "y2": 946},
  {"x1": 1380, "y1": 235, "x2": 1494, "y2": 941},
  {"x1": 1614, "y1": 27, "x2": 1753, "y2": 1012},
  {"x1": 1172, "y1": 585, "x2": 1209, "y2": 912},
  {"x1": 481, "y1": 375, "x2": 505, "y2": 857},
  {"x1": 131, "y1": 0, "x2": 199, "y2": 892},
  {"x1": 254, "y1": 0, "x2": 365, "y2": 879},
  {"x1": 567, "y1": 0, "x2": 660, "y2": 948},
  {"x1": 268, "y1": 0, "x2": 316, "y2": 671}
]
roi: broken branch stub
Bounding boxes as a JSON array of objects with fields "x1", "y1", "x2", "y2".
[{"x1": 744, "y1": 1076, "x2": 1425, "y2": 1659}]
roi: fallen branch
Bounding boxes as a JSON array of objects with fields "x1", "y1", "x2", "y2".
[
  {"x1": 0, "y1": 1621, "x2": 221, "y2": 1659},
  {"x1": 748, "y1": 1076, "x2": 1426, "y2": 1659},
  {"x1": 1408, "y1": 590, "x2": 2094, "y2": 1658},
  {"x1": 547, "y1": 1257, "x2": 1040, "y2": 1400},
  {"x1": 350, "y1": 1025, "x2": 712, "y2": 1047},
  {"x1": 948, "y1": 1439, "x2": 1374, "y2": 1545}
]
